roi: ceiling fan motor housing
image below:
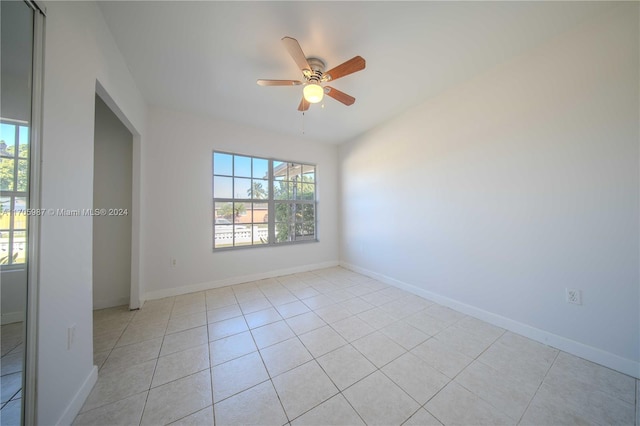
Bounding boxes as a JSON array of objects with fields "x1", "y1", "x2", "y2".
[{"x1": 305, "y1": 58, "x2": 330, "y2": 83}]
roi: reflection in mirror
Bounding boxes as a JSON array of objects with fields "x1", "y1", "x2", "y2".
[{"x1": 1, "y1": 1, "x2": 34, "y2": 424}]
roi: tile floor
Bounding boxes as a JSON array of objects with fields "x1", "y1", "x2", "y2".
[
  {"x1": 1, "y1": 321, "x2": 24, "y2": 426},
  {"x1": 76, "y1": 267, "x2": 638, "y2": 425}
]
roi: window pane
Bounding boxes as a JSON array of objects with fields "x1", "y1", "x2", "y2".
[
  {"x1": 275, "y1": 203, "x2": 291, "y2": 223},
  {"x1": 215, "y1": 202, "x2": 233, "y2": 222},
  {"x1": 273, "y1": 161, "x2": 286, "y2": 180},
  {"x1": 18, "y1": 126, "x2": 29, "y2": 158},
  {"x1": 253, "y1": 158, "x2": 268, "y2": 179},
  {"x1": 12, "y1": 231, "x2": 26, "y2": 264},
  {"x1": 0, "y1": 197, "x2": 9, "y2": 229},
  {"x1": 0, "y1": 123, "x2": 15, "y2": 157},
  {"x1": 233, "y1": 202, "x2": 248, "y2": 222},
  {"x1": 234, "y1": 155, "x2": 251, "y2": 178},
  {"x1": 234, "y1": 178, "x2": 251, "y2": 199},
  {"x1": 303, "y1": 164, "x2": 315, "y2": 181},
  {"x1": 13, "y1": 197, "x2": 26, "y2": 229},
  {"x1": 0, "y1": 230, "x2": 9, "y2": 264},
  {"x1": 214, "y1": 226, "x2": 233, "y2": 248},
  {"x1": 294, "y1": 204, "x2": 305, "y2": 222},
  {"x1": 253, "y1": 224, "x2": 268, "y2": 245},
  {"x1": 273, "y1": 181, "x2": 288, "y2": 200},
  {"x1": 234, "y1": 224, "x2": 251, "y2": 246},
  {"x1": 251, "y1": 203, "x2": 268, "y2": 223},
  {"x1": 0, "y1": 158, "x2": 14, "y2": 191},
  {"x1": 213, "y1": 176, "x2": 232, "y2": 198},
  {"x1": 17, "y1": 159, "x2": 28, "y2": 192},
  {"x1": 251, "y1": 179, "x2": 268, "y2": 200},
  {"x1": 276, "y1": 222, "x2": 291, "y2": 243},
  {"x1": 301, "y1": 182, "x2": 315, "y2": 200},
  {"x1": 288, "y1": 163, "x2": 302, "y2": 182},
  {"x1": 213, "y1": 152, "x2": 232, "y2": 176}
]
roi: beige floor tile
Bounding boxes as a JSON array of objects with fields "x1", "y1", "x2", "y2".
[
  {"x1": 455, "y1": 360, "x2": 538, "y2": 420},
  {"x1": 380, "y1": 321, "x2": 430, "y2": 350},
  {"x1": 0, "y1": 372, "x2": 22, "y2": 404},
  {"x1": 251, "y1": 320, "x2": 295, "y2": 349},
  {"x1": 208, "y1": 316, "x2": 248, "y2": 341},
  {"x1": 423, "y1": 304, "x2": 467, "y2": 325},
  {"x1": 291, "y1": 394, "x2": 365, "y2": 426},
  {"x1": 172, "y1": 300, "x2": 207, "y2": 318},
  {"x1": 314, "y1": 305, "x2": 352, "y2": 324},
  {"x1": 433, "y1": 326, "x2": 495, "y2": 358},
  {"x1": 425, "y1": 382, "x2": 514, "y2": 425},
  {"x1": 272, "y1": 360, "x2": 338, "y2": 420},
  {"x1": 160, "y1": 325, "x2": 208, "y2": 357},
  {"x1": 382, "y1": 352, "x2": 449, "y2": 404},
  {"x1": 519, "y1": 383, "x2": 594, "y2": 425},
  {"x1": 82, "y1": 359, "x2": 155, "y2": 412},
  {"x1": 286, "y1": 312, "x2": 326, "y2": 335},
  {"x1": 239, "y1": 297, "x2": 272, "y2": 314},
  {"x1": 343, "y1": 371, "x2": 419, "y2": 426},
  {"x1": 360, "y1": 291, "x2": 393, "y2": 307},
  {"x1": 151, "y1": 344, "x2": 210, "y2": 388},
  {"x1": 205, "y1": 293, "x2": 237, "y2": 311},
  {"x1": 379, "y1": 298, "x2": 425, "y2": 319},
  {"x1": 141, "y1": 370, "x2": 212, "y2": 426},
  {"x1": 454, "y1": 316, "x2": 505, "y2": 341},
  {"x1": 411, "y1": 338, "x2": 473, "y2": 378},
  {"x1": 340, "y1": 297, "x2": 374, "y2": 315},
  {"x1": 73, "y1": 391, "x2": 146, "y2": 426},
  {"x1": 275, "y1": 301, "x2": 310, "y2": 319},
  {"x1": 266, "y1": 292, "x2": 298, "y2": 307},
  {"x1": 477, "y1": 336, "x2": 556, "y2": 386},
  {"x1": 403, "y1": 310, "x2": 448, "y2": 336},
  {"x1": 94, "y1": 350, "x2": 110, "y2": 370},
  {"x1": 352, "y1": 331, "x2": 406, "y2": 368},
  {"x1": 101, "y1": 338, "x2": 162, "y2": 373},
  {"x1": 403, "y1": 408, "x2": 443, "y2": 425},
  {"x1": 302, "y1": 294, "x2": 335, "y2": 310},
  {"x1": 166, "y1": 311, "x2": 207, "y2": 334},
  {"x1": 245, "y1": 307, "x2": 283, "y2": 329},
  {"x1": 206, "y1": 304, "x2": 242, "y2": 324},
  {"x1": 546, "y1": 351, "x2": 636, "y2": 404},
  {"x1": 259, "y1": 337, "x2": 313, "y2": 377},
  {"x1": 357, "y1": 308, "x2": 398, "y2": 329},
  {"x1": 540, "y1": 370, "x2": 635, "y2": 425},
  {"x1": 330, "y1": 316, "x2": 375, "y2": 342},
  {"x1": 209, "y1": 330, "x2": 257, "y2": 366},
  {"x1": 291, "y1": 286, "x2": 321, "y2": 299},
  {"x1": 169, "y1": 405, "x2": 214, "y2": 425},
  {"x1": 93, "y1": 329, "x2": 122, "y2": 353},
  {"x1": 129, "y1": 310, "x2": 171, "y2": 327},
  {"x1": 299, "y1": 326, "x2": 347, "y2": 358},
  {"x1": 116, "y1": 321, "x2": 167, "y2": 347},
  {"x1": 212, "y1": 351, "x2": 269, "y2": 402},
  {"x1": 214, "y1": 381, "x2": 287, "y2": 426},
  {"x1": 316, "y1": 344, "x2": 376, "y2": 391}
]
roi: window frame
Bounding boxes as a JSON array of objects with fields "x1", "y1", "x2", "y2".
[
  {"x1": 212, "y1": 150, "x2": 317, "y2": 250},
  {"x1": 0, "y1": 118, "x2": 30, "y2": 268}
]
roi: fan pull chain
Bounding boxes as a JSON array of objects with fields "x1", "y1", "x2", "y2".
[{"x1": 302, "y1": 111, "x2": 305, "y2": 135}]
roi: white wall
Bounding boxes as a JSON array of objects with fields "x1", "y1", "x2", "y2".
[
  {"x1": 41, "y1": 2, "x2": 146, "y2": 424},
  {"x1": 142, "y1": 107, "x2": 339, "y2": 300},
  {"x1": 93, "y1": 96, "x2": 133, "y2": 310},
  {"x1": 339, "y1": 4, "x2": 639, "y2": 377}
]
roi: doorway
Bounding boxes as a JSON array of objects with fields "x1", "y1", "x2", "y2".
[{"x1": 92, "y1": 95, "x2": 133, "y2": 310}]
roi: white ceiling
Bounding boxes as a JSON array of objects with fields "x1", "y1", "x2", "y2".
[{"x1": 98, "y1": 1, "x2": 614, "y2": 144}]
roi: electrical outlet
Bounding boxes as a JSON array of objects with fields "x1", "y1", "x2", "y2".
[
  {"x1": 67, "y1": 324, "x2": 76, "y2": 350},
  {"x1": 566, "y1": 288, "x2": 582, "y2": 305}
]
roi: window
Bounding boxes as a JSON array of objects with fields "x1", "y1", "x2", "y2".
[
  {"x1": 213, "y1": 151, "x2": 316, "y2": 249},
  {"x1": 0, "y1": 120, "x2": 29, "y2": 265}
]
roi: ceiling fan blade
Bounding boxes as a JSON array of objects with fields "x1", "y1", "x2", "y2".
[
  {"x1": 257, "y1": 79, "x2": 302, "y2": 86},
  {"x1": 282, "y1": 36, "x2": 311, "y2": 73},
  {"x1": 325, "y1": 86, "x2": 356, "y2": 106},
  {"x1": 324, "y1": 56, "x2": 366, "y2": 81},
  {"x1": 298, "y1": 96, "x2": 310, "y2": 112}
]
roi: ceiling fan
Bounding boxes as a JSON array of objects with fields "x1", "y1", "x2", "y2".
[{"x1": 257, "y1": 36, "x2": 366, "y2": 111}]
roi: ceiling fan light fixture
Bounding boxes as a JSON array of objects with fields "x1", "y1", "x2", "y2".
[{"x1": 303, "y1": 84, "x2": 324, "y2": 104}]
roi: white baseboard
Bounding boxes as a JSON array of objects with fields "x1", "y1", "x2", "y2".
[
  {"x1": 56, "y1": 365, "x2": 97, "y2": 426},
  {"x1": 144, "y1": 260, "x2": 340, "y2": 301},
  {"x1": 1, "y1": 312, "x2": 24, "y2": 325},
  {"x1": 341, "y1": 261, "x2": 640, "y2": 379}
]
